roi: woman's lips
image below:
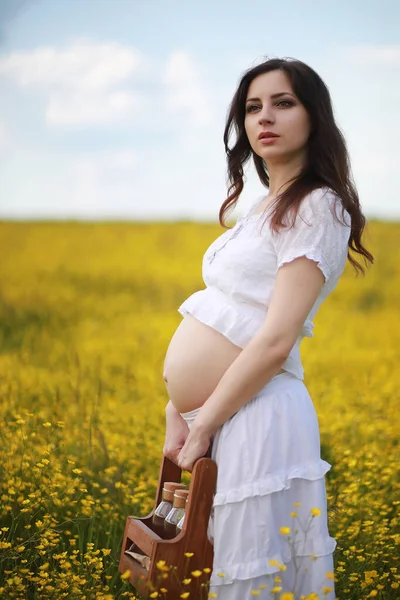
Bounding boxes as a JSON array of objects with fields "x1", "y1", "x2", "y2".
[{"x1": 259, "y1": 136, "x2": 279, "y2": 144}]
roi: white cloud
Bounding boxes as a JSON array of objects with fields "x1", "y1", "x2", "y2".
[
  {"x1": 0, "y1": 39, "x2": 146, "y2": 89},
  {"x1": 162, "y1": 51, "x2": 215, "y2": 126},
  {"x1": 0, "y1": 39, "x2": 148, "y2": 126},
  {"x1": 0, "y1": 42, "x2": 217, "y2": 129}
]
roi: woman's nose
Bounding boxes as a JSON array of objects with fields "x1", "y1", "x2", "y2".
[{"x1": 258, "y1": 107, "x2": 275, "y2": 125}]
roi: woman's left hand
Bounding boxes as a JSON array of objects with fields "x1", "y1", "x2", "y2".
[{"x1": 177, "y1": 425, "x2": 212, "y2": 472}]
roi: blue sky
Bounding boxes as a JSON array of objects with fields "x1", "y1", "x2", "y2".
[{"x1": 0, "y1": 0, "x2": 399, "y2": 221}]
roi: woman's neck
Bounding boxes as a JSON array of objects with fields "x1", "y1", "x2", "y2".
[{"x1": 265, "y1": 155, "x2": 306, "y2": 198}]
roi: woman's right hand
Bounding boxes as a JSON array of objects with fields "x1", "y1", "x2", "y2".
[{"x1": 163, "y1": 401, "x2": 190, "y2": 466}]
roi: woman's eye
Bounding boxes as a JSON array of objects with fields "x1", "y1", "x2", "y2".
[
  {"x1": 246, "y1": 100, "x2": 294, "y2": 113},
  {"x1": 246, "y1": 104, "x2": 259, "y2": 113},
  {"x1": 276, "y1": 100, "x2": 294, "y2": 107}
]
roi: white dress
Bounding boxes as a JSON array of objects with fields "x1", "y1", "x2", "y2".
[{"x1": 178, "y1": 187, "x2": 352, "y2": 599}]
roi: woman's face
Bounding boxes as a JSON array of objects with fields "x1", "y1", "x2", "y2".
[{"x1": 244, "y1": 69, "x2": 311, "y2": 166}]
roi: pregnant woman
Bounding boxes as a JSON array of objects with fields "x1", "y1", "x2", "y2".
[{"x1": 162, "y1": 57, "x2": 373, "y2": 599}]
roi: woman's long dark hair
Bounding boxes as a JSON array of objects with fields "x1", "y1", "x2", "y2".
[{"x1": 220, "y1": 57, "x2": 373, "y2": 276}]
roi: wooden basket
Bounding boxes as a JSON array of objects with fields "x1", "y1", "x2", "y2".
[{"x1": 119, "y1": 452, "x2": 217, "y2": 599}]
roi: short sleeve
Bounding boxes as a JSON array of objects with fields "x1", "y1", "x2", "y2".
[{"x1": 272, "y1": 188, "x2": 351, "y2": 285}]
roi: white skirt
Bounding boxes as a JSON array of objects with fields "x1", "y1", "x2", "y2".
[{"x1": 181, "y1": 371, "x2": 337, "y2": 600}]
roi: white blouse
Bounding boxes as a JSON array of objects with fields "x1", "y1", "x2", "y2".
[{"x1": 177, "y1": 186, "x2": 352, "y2": 380}]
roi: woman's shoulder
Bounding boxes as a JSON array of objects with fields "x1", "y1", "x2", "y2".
[{"x1": 301, "y1": 186, "x2": 351, "y2": 228}]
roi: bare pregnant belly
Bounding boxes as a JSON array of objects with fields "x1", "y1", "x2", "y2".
[{"x1": 163, "y1": 315, "x2": 285, "y2": 414}]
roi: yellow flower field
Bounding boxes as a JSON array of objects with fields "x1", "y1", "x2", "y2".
[{"x1": 0, "y1": 218, "x2": 399, "y2": 599}]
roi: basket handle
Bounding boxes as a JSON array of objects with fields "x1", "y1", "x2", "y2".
[{"x1": 153, "y1": 439, "x2": 213, "y2": 507}]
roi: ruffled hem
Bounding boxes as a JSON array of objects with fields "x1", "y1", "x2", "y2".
[
  {"x1": 210, "y1": 535, "x2": 337, "y2": 586},
  {"x1": 213, "y1": 460, "x2": 332, "y2": 506},
  {"x1": 177, "y1": 288, "x2": 262, "y2": 349},
  {"x1": 177, "y1": 286, "x2": 315, "y2": 348}
]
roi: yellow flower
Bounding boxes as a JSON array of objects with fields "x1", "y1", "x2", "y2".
[
  {"x1": 326, "y1": 571, "x2": 334, "y2": 580},
  {"x1": 183, "y1": 578, "x2": 191, "y2": 584},
  {"x1": 203, "y1": 567, "x2": 211, "y2": 573},
  {"x1": 368, "y1": 592, "x2": 378, "y2": 598},
  {"x1": 310, "y1": 507, "x2": 321, "y2": 517},
  {"x1": 191, "y1": 570, "x2": 202, "y2": 578},
  {"x1": 269, "y1": 559, "x2": 279, "y2": 566},
  {"x1": 217, "y1": 572, "x2": 225, "y2": 577},
  {"x1": 42, "y1": 422, "x2": 52, "y2": 427},
  {"x1": 16, "y1": 546, "x2": 25, "y2": 552},
  {"x1": 149, "y1": 593, "x2": 159, "y2": 599},
  {"x1": 258, "y1": 584, "x2": 267, "y2": 589},
  {"x1": 293, "y1": 502, "x2": 302, "y2": 507},
  {"x1": 280, "y1": 526, "x2": 291, "y2": 535},
  {"x1": 101, "y1": 548, "x2": 111, "y2": 556},
  {"x1": 208, "y1": 595, "x2": 217, "y2": 599},
  {"x1": 271, "y1": 586, "x2": 282, "y2": 592},
  {"x1": 278, "y1": 564, "x2": 287, "y2": 572},
  {"x1": 290, "y1": 512, "x2": 298, "y2": 517},
  {"x1": 120, "y1": 570, "x2": 131, "y2": 580},
  {"x1": 322, "y1": 587, "x2": 333, "y2": 594},
  {"x1": 184, "y1": 552, "x2": 194, "y2": 558},
  {"x1": 251, "y1": 591, "x2": 260, "y2": 596},
  {"x1": 281, "y1": 594, "x2": 294, "y2": 600},
  {"x1": 180, "y1": 594, "x2": 190, "y2": 599},
  {"x1": 160, "y1": 589, "x2": 168, "y2": 594}
]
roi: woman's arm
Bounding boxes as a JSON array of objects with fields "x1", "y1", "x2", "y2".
[
  {"x1": 177, "y1": 256, "x2": 325, "y2": 470},
  {"x1": 192, "y1": 256, "x2": 325, "y2": 437},
  {"x1": 190, "y1": 332, "x2": 287, "y2": 437}
]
